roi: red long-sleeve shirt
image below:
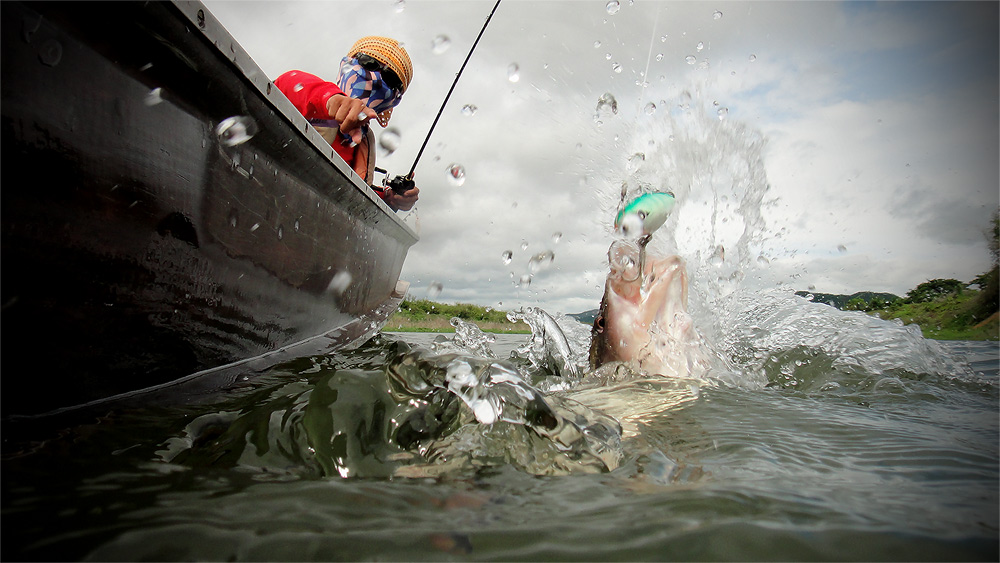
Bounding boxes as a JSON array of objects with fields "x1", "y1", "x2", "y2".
[{"x1": 274, "y1": 70, "x2": 358, "y2": 172}]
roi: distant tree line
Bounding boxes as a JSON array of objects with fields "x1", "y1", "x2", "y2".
[
  {"x1": 804, "y1": 208, "x2": 999, "y2": 326},
  {"x1": 396, "y1": 299, "x2": 512, "y2": 323}
]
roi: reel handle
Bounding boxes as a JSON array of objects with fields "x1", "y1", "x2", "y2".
[{"x1": 387, "y1": 174, "x2": 415, "y2": 194}]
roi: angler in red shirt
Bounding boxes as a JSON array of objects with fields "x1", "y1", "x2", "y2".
[{"x1": 275, "y1": 36, "x2": 419, "y2": 212}]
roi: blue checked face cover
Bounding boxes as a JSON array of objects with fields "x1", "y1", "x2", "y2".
[{"x1": 336, "y1": 57, "x2": 404, "y2": 117}]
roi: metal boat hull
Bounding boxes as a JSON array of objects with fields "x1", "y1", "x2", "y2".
[{"x1": 1, "y1": 1, "x2": 418, "y2": 417}]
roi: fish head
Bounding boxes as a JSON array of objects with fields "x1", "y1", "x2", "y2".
[{"x1": 589, "y1": 240, "x2": 702, "y2": 376}]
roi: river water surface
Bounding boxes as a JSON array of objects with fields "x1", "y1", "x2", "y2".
[{"x1": 1, "y1": 313, "x2": 997, "y2": 561}]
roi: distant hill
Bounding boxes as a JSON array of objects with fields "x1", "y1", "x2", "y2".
[
  {"x1": 568, "y1": 309, "x2": 598, "y2": 325},
  {"x1": 795, "y1": 291, "x2": 901, "y2": 310}
]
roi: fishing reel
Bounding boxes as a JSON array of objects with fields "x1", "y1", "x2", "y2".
[
  {"x1": 374, "y1": 167, "x2": 414, "y2": 194},
  {"x1": 387, "y1": 174, "x2": 415, "y2": 194}
]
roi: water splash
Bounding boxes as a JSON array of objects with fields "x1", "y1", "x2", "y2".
[
  {"x1": 449, "y1": 317, "x2": 498, "y2": 359},
  {"x1": 508, "y1": 307, "x2": 582, "y2": 379},
  {"x1": 591, "y1": 87, "x2": 979, "y2": 394},
  {"x1": 385, "y1": 341, "x2": 623, "y2": 474}
]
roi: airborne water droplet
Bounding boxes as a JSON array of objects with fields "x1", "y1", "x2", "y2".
[
  {"x1": 427, "y1": 281, "x2": 443, "y2": 298},
  {"x1": 446, "y1": 163, "x2": 466, "y2": 186},
  {"x1": 713, "y1": 10, "x2": 723, "y2": 20},
  {"x1": 611, "y1": 62, "x2": 622, "y2": 73},
  {"x1": 507, "y1": 63, "x2": 520, "y2": 82},
  {"x1": 551, "y1": 232, "x2": 562, "y2": 244},
  {"x1": 38, "y1": 39, "x2": 62, "y2": 66},
  {"x1": 327, "y1": 271, "x2": 352, "y2": 294},
  {"x1": 756, "y1": 255, "x2": 771, "y2": 267},
  {"x1": 696, "y1": 41, "x2": 705, "y2": 52},
  {"x1": 527, "y1": 250, "x2": 555, "y2": 274},
  {"x1": 216, "y1": 116, "x2": 258, "y2": 147},
  {"x1": 596, "y1": 92, "x2": 618, "y2": 116},
  {"x1": 717, "y1": 107, "x2": 729, "y2": 120},
  {"x1": 461, "y1": 104, "x2": 478, "y2": 117},
  {"x1": 431, "y1": 34, "x2": 451, "y2": 54},
  {"x1": 685, "y1": 55, "x2": 697, "y2": 65},
  {"x1": 520, "y1": 240, "x2": 529, "y2": 251},
  {"x1": 606, "y1": 0, "x2": 620, "y2": 15},
  {"x1": 626, "y1": 152, "x2": 645, "y2": 171},
  {"x1": 644, "y1": 102, "x2": 656, "y2": 115},
  {"x1": 501, "y1": 250, "x2": 513, "y2": 265},
  {"x1": 144, "y1": 87, "x2": 163, "y2": 106},
  {"x1": 837, "y1": 244, "x2": 848, "y2": 253},
  {"x1": 655, "y1": 53, "x2": 663, "y2": 61},
  {"x1": 393, "y1": 0, "x2": 405, "y2": 12},
  {"x1": 293, "y1": 83, "x2": 304, "y2": 92},
  {"x1": 593, "y1": 40, "x2": 602, "y2": 48},
  {"x1": 709, "y1": 245, "x2": 725, "y2": 266},
  {"x1": 749, "y1": 54, "x2": 757, "y2": 62},
  {"x1": 379, "y1": 127, "x2": 401, "y2": 155},
  {"x1": 519, "y1": 274, "x2": 532, "y2": 287}
]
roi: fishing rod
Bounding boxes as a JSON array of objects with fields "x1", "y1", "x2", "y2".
[{"x1": 381, "y1": 0, "x2": 502, "y2": 194}]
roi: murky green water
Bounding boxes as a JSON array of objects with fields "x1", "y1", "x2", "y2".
[{"x1": 2, "y1": 311, "x2": 997, "y2": 561}]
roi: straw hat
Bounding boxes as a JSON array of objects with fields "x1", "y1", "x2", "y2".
[{"x1": 348, "y1": 36, "x2": 413, "y2": 92}]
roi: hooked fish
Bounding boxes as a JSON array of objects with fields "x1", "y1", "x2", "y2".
[
  {"x1": 614, "y1": 192, "x2": 676, "y2": 238},
  {"x1": 589, "y1": 240, "x2": 712, "y2": 379}
]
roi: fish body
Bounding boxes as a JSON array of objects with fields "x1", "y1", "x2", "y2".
[
  {"x1": 589, "y1": 240, "x2": 712, "y2": 378},
  {"x1": 614, "y1": 192, "x2": 676, "y2": 237}
]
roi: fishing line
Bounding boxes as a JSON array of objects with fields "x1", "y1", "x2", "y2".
[
  {"x1": 384, "y1": 0, "x2": 502, "y2": 192},
  {"x1": 627, "y1": 9, "x2": 660, "y2": 283},
  {"x1": 635, "y1": 8, "x2": 660, "y2": 126}
]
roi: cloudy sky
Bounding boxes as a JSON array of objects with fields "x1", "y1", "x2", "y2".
[{"x1": 204, "y1": 0, "x2": 998, "y2": 315}]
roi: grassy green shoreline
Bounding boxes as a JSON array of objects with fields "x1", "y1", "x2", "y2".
[
  {"x1": 386, "y1": 295, "x2": 998, "y2": 340},
  {"x1": 385, "y1": 299, "x2": 531, "y2": 334}
]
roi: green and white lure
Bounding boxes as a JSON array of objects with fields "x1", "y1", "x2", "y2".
[{"x1": 614, "y1": 192, "x2": 676, "y2": 237}]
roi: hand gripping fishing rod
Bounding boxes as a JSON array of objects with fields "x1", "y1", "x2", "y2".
[{"x1": 381, "y1": 0, "x2": 502, "y2": 194}]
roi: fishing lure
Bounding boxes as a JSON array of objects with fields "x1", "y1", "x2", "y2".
[{"x1": 614, "y1": 192, "x2": 676, "y2": 237}]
